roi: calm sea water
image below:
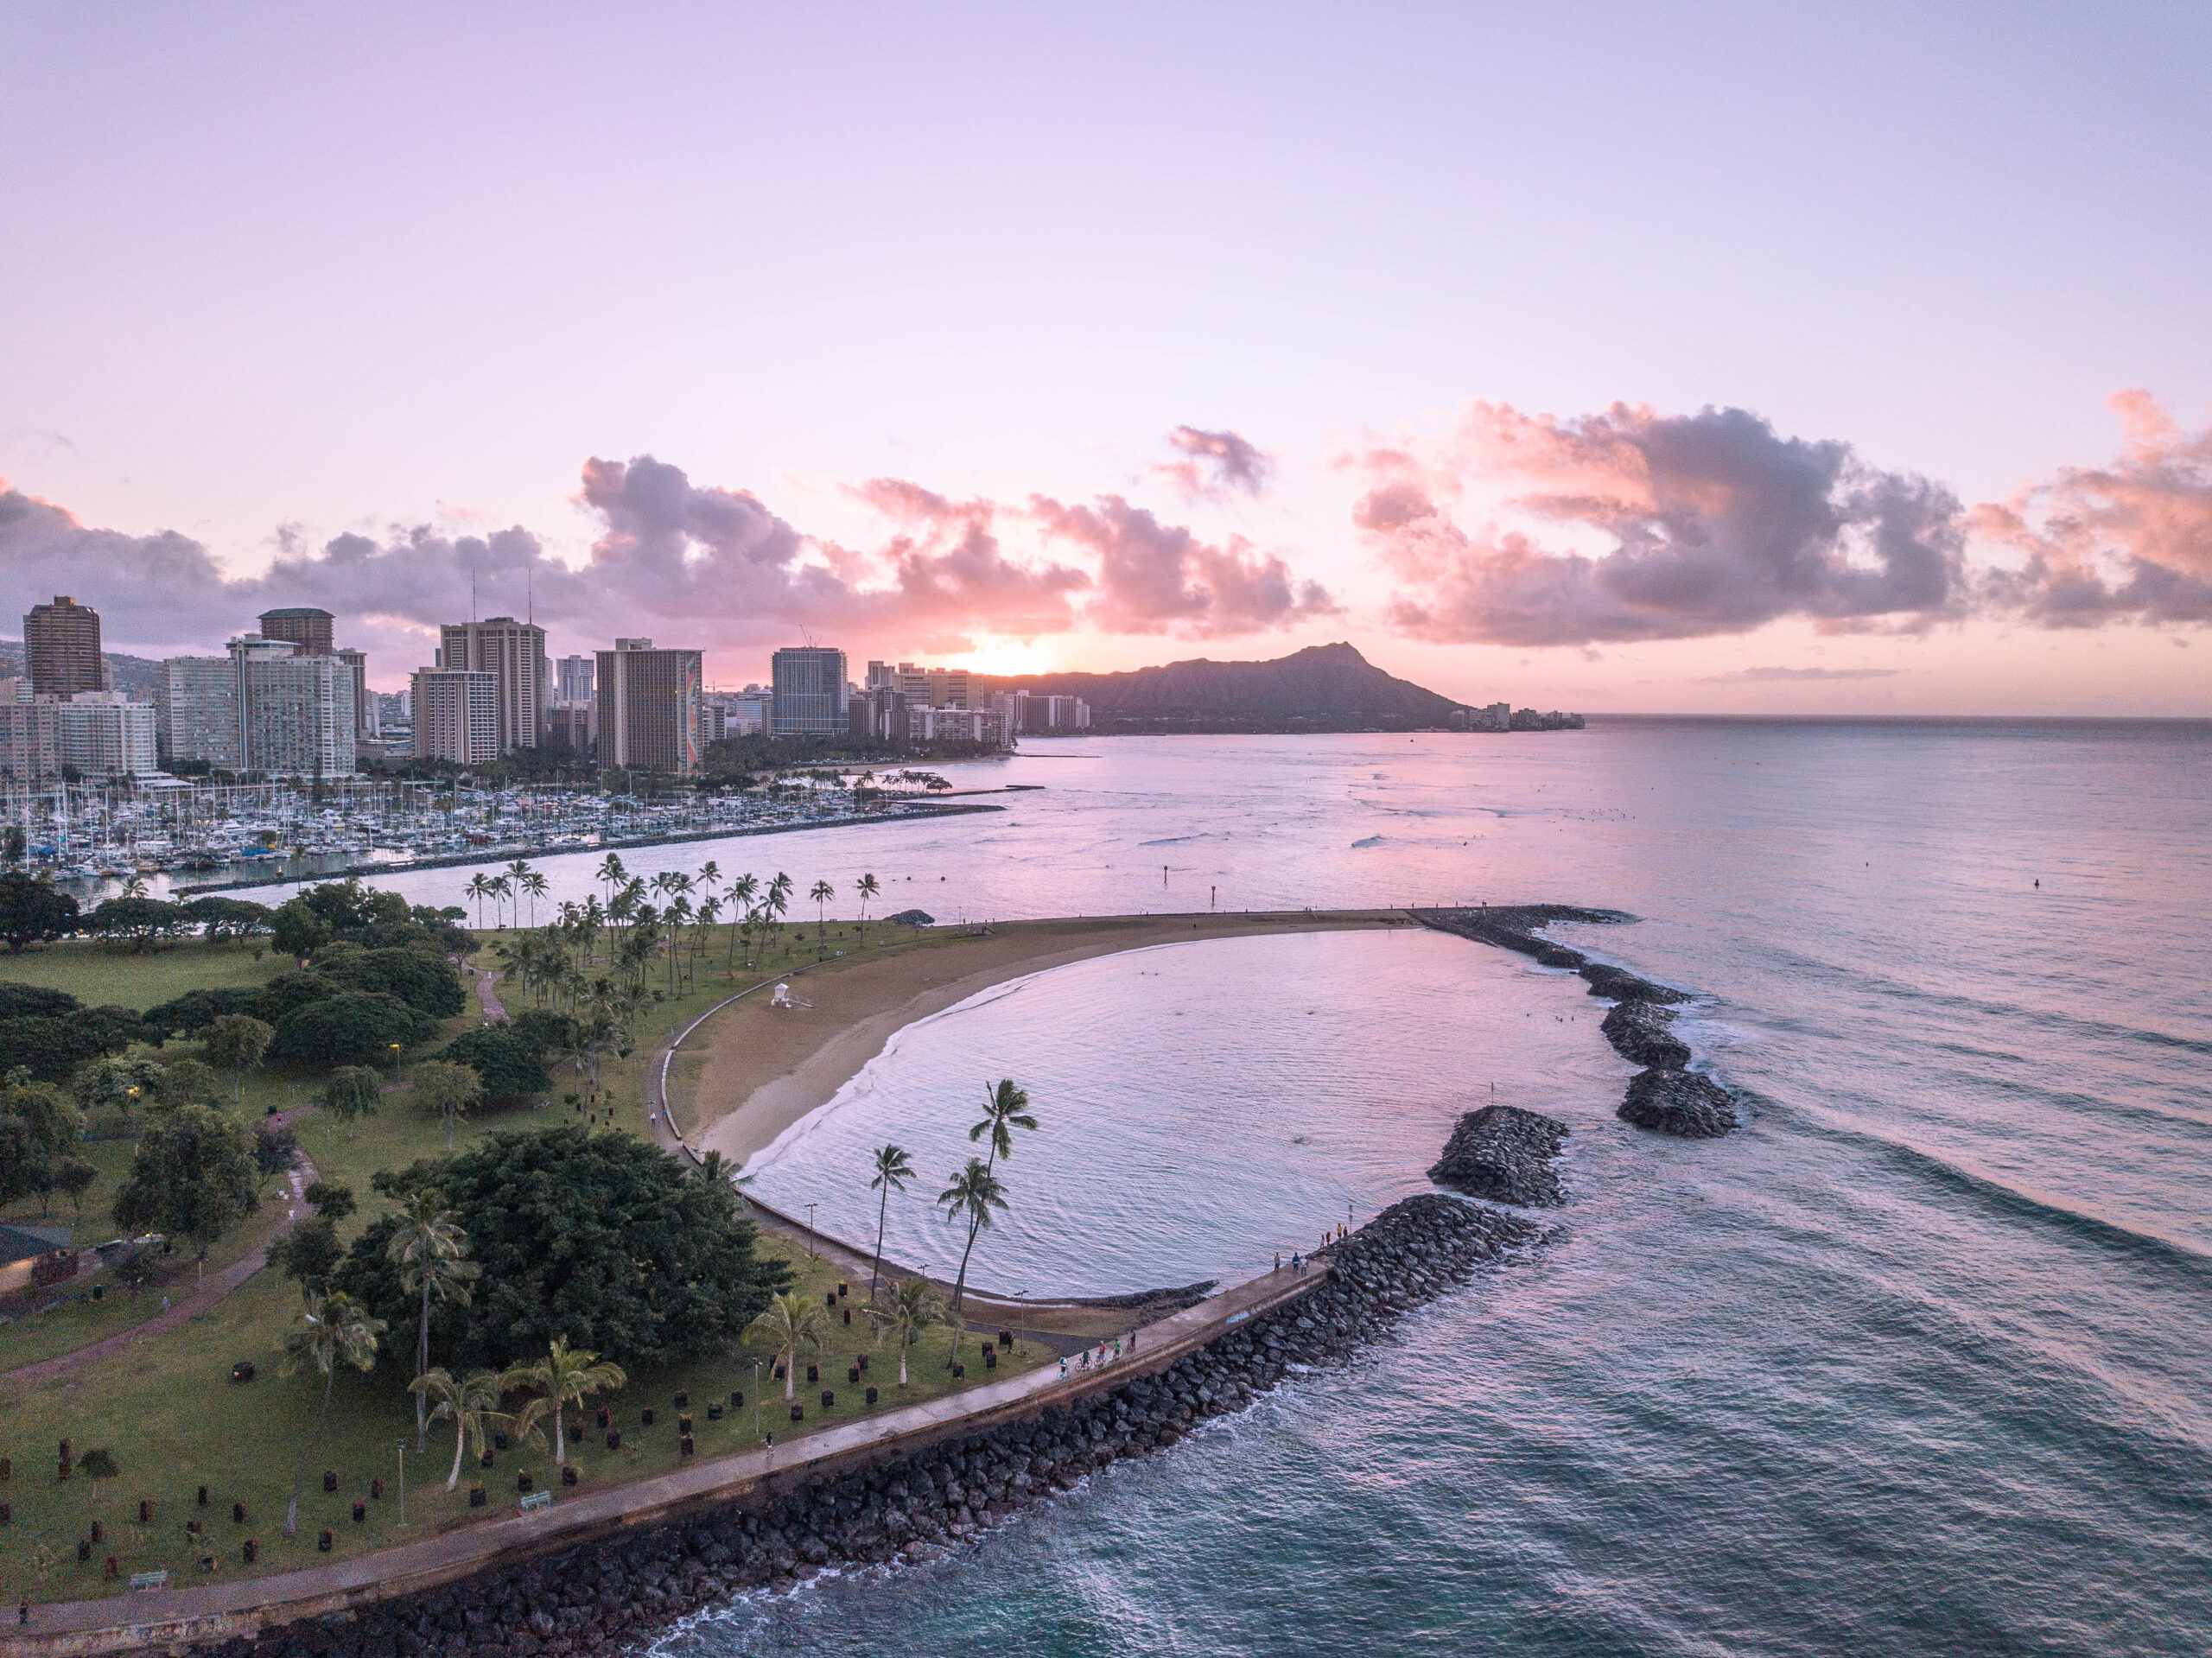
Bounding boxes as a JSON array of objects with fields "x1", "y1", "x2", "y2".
[{"x1": 344, "y1": 721, "x2": 2212, "y2": 1655}]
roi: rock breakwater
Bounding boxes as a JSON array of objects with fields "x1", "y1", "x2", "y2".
[
  {"x1": 1427, "y1": 1104, "x2": 1567, "y2": 1205},
  {"x1": 183, "y1": 1197, "x2": 1534, "y2": 1658},
  {"x1": 1414, "y1": 905, "x2": 1740, "y2": 1139}
]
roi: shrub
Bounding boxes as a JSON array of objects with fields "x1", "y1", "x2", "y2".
[
  {"x1": 77, "y1": 1448, "x2": 119, "y2": 1479},
  {"x1": 335, "y1": 1128, "x2": 788, "y2": 1371},
  {"x1": 436, "y1": 1026, "x2": 552, "y2": 1104},
  {"x1": 267, "y1": 992, "x2": 435, "y2": 1069}
]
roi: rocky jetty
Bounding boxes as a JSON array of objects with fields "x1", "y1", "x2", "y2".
[
  {"x1": 1619, "y1": 1068, "x2": 1738, "y2": 1139},
  {"x1": 188, "y1": 1197, "x2": 1534, "y2": 1658},
  {"x1": 1427, "y1": 1104, "x2": 1568, "y2": 1205},
  {"x1": 1414, "y1": 905, "x2": 1739, "y2": 1140}
]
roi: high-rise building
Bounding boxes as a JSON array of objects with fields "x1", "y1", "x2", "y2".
[
  {"x1": 877, "y1": 661, "x2": 971, "y2": 710},
  {"x1": 542, "y1": 703, "x2": 594, "y2": 758},
  {"x1": 771, "y1": 646, "x2": 849, "y2": 737},
  {"x1": 0, "y1": 679, "x2": 59, "y2": 786},
  {"x1": 438, "y1": 618, "x2": 549, "y2": 754},
  {"x1": 22, "y1": 596, "x2": 104, "y2": 698},
  {"x1": 989, "y1": 690, "x2": 1090, "y2": 734},
  {"x1": 55, "y1": 692, "x2": 158, "y2": 778},
  {"x1": 335, "y1": 647, "x2": 372, "y2": 738},
  {"x1": 257, "y1": 607, "x2": 335, "y2": 657},
  {"x1": 597, "y1": 639, "x2": 703, "y2": 774},
  {"x1": 411, "y1": 669, "x2": 500, "y2": 765},
  {"x1": 906, "y1": 705, "x2": 1007, "y2": 746},
  {"x1": 230, "y1": 635, "x2": 356, "y2": 777},
  {"x1": 848, "y1": 686, "x2": 908, "y2": 743},
  {"x1": 156, "y1": 656, "x2": 242, "y2": 769},
  {"x1": 555, "y1": 654, "x2": 595, "y2": 708}
]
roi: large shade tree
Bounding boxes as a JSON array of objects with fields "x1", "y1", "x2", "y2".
[
  {"x1": 334, "y1": 1128, "x2": 788, "y2": 1371},
  {"x1": 111, "y1": 1103, "x2": 261, "y2": 1278}
]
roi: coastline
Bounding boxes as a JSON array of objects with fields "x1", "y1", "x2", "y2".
[
  {"x1": 167, "y1": 800, "x2": 1004, "y2": 899},
  {"x1": 680, "y1": 910, "x2": 1414, "y2": 1169}
]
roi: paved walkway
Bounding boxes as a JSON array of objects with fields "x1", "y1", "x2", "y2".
[
  {"x1": 2, "y1": 1152, "x2": 317, "y2": 1391},
  {"x1": 467, "y1": 962, "x2": 508, "y2": 1025},
  {"x1": 18, "y1": 1257, "x2": 1325, "y2": 1650}
]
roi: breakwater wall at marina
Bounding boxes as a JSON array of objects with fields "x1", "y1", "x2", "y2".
[
  {"x1": 22, "y1": 1194, "x2": 1534, "y2": 1658},
  {"x1": 171, "y1": 803, "x2": 1003, "y2": 899},
  {"x1": 1414, "y1": 905, "x2": 1740, "y2": 1138}
]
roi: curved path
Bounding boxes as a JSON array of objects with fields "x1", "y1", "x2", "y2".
[{"x1": 1, "y1": 1149, "x2": 317, "y2": 1390}]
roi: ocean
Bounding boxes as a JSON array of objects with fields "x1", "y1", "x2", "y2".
[{"x1": 296, "y1": 720, "x2": 2212, "y2": 1655}]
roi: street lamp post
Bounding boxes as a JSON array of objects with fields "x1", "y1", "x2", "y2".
[
  {"x1": 397, "y1": 1441, "x2": 406, "y2": 1526},
  {"x1": 804, "y1": 1204, "x2": 817, "y2": 1257}
]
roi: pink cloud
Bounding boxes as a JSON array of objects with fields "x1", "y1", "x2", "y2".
[
  {"x1": 1350, "y1": 401, "x2": 1967, "y2": 646},
  {"x1": 1151, "y1": 426, "x2": 1275, "y2": 501}
]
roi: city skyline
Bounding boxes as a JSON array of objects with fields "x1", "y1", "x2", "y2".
[{"x1": 3, "y1": 6, "x2": 2208, "y2": 715}]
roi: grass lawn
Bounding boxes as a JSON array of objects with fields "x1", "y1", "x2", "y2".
[
  {"x1": 0, "y1": 937, "x2": 289, "y2": 1011},
  {"x1": 0, "y1": 918, "x2": 1048, "y2": 1604},
  {"x1": 0, "y1": 1234, "x2": 1046, "y2": 1604}
]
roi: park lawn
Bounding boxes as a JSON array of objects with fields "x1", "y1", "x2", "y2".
[
  {"x1": 0, "y1": 1234, "x2": 1047, "y2": 1604},
  {"x1": 0, "y1": 937, "x2": 288, "y2": 1011}
]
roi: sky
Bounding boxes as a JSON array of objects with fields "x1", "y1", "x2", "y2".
[{"x1": 3, "y1": 3, "x2": 2209, "y2": 714}]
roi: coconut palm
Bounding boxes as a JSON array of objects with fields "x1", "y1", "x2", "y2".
[
  {"x1": 596, "y1": 853, "x2": 627, "y2": 910},
  {"x1": 855, "y1": 873, "x2": 880, "y2": 943},
  {"x1": 810, "y1": 879, "x2": 835, "y2": 953},
  {"x1": 464, "y1": 873, "x2": 492, "y2": 930},
  {"x1": 506, "y1": 860, "x2": 536, "y2": 925},
  {"x1": 281, "y1": 1291, "x2": 386, "y2": 1536},
  {"x1": 501, "y1": 1336, "x2": 626, "y2": 1466},
  {"x1": 866, "y1": 1143, "x2": 914, "y2": 1302},
  {"x1": 387, "y1": 1194, "x2": 481, "y2": 1450},
  {"x1": 971, "y1": 1077, "x2": 1038, "y2": 1180},
  {"x1": 744, "y1": 1290, "x2": 830, "y2": 1401},
  {"x1": 866, "y1": 1275, "x2": 945, "y2": 1387},
  {"x1": 938, "y1": 1156, "x2": 1007, "y2": 1322},
  {"x1": 765, "y1": 871, "x2": 792, "y2": 956},
  {"x1": 487, "y1": 873, "x2": 514, "y2": 931},
  {"x1": 726, "y1": 873, "x2": 759, "y2": 968},
  {"x1": 522, "y1": 867, "x2": 549, "y2": 927},
  {"x1": 412, "y1": 1366, "x2": 511, "y2": 1491}
]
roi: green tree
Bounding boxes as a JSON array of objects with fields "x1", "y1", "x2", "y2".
[
  {"x1": 387, "y1": 1193, "x2": 481, "y2": 1449},
  {"x1": 333, "y1": 1127, "x2": 788, "y2": 1371},
  {"x1": 0, "y1": 870, "x2": 78, "y2": 954},
  {"x1": 855, "y1": 872, "x2": 880, "y2": 943},
  {"x1": 267, "y1": 991, "x2": 434, "y2": 1068},
  {"x1": 865, "y1": 1274, "x2": 946, "y2": 1388},
  {"x1": 270, "y1": 898, "x2": 333, "y2": 962},
  {"x1": 280, "y1": 1292, "x2": 385, "y2": 1536},
  {"x1": 866, "y1": 1142, "x2": 914, "y2": 1302},
  {"x1": 810, "y1": 879, "x2": 835, "y2": 953},
  {"x1": 268, "y1": 1216, "x2": 345, "y2": 1303},
  {"x1": 744, "y1": 1290, "x2": 830, "y2": 1401},
  {"x1": 73, "y1": 1054, "x2": 166, "y2": 1121},
  {"x1": 86, "y1": 896, "x2": 191, "y2": 951},
  {"x1": 317, "y1": 1066, "x2": 383, "y2": 1136},
  {"x1": 0, "y1": 1007, "x2": 142, "y2": 1083},
  {"x1": 435, "y1": 1026, "x2": 551, "y2": 1106},
  {"x1": 111, "y1": 1103, "x2": 261, "y2": 1280},
  {"x1": 303, "y1": 1178, "x2": 356, "y2": 1221},
  {"x1": 408, "y1": 1059, "x2": 482, "y2": 1153},
  {"x1": 54, "y1": 1156, "x2": 97, "y2": 1215},
  {"x1": 938, "y1": 1156, "x2": 1006, "y2": 1328},
  {"x1": 465, "y1": 873, "x2": 493, "y2": 931},
  {"x1": 971, "y1": 1077, "x2": 1037, "y2": 1179},
  {"x1": 412, "y1": 1367, "x2": 510, "y2": 1491},
  {"x1": 203, "y1": 1013, "x2": 274, "y2": 1104},
  {"x1": 501, "y1": 1335, "x2": 626, "y2": 1465}
]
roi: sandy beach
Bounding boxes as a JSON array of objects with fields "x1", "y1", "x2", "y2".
[{"x1": 683, "y1": 910, "x2": 1408, "y2": 1170}]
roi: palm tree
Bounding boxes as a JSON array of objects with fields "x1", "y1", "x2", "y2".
[
  {"x1": 464, "y1": 873, "x2": 491, "y2": 930},
  {"x1": 412, "y1": 1366, "x2": 511, "y2": 1491},
  {"x1": 867, "y1": 1143, "x2": 914, "y2": 1302},
  {"x1": 726, "y1": 873, "x2": 758, "y2": 968},
  {"x1": 744, "y1": 1290, "x2": 830, "y2": 1401},
  {"x1": 596, "y1": 853, "x2": 627, "y2": 911},
  {"x1": 865, "y1": 1276, "x2": 945, "y2": 1388},
  {"x1": 387, "y1": 1195, "x2": 481, "y2": 1450},
  {"x1": 501, "y1": 1336, "x2": 626, "y2": 1466},
  {"x1": 281, "y1": 1291, "x2": 386, "y2": 1536},
  {"x1": 938, "y1": 1156, "x2": 1007, "y2": 1324},
  {"x1": 506, "y1": 860, "x2": 535, "y2": 925},
  {"x1": 765, "y1": 871, "x2": 792, "y2": 956},
  {"x1": 810, "y1": 879, "x2": 835, "y2": 953},
  {"x1": 971, "y1": 1077, "x2": 1038, "y2": 1182},
  {"x1": 488, "y1": 873, "x2": 514, "y2": 931},
  {"x1": 855, "y1": 873, "x2": 880, "y2": 943},
  {"x1": 522, "y1": 867, "x2": 549, "y2": 927}
]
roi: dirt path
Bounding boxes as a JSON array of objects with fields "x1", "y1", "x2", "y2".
[{"x1": 467, "y1": 963, "x2": 508, "y2": 1024}]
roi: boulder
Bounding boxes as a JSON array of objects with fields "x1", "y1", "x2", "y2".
[
  {"x1": 1426, "y1": 1104, "x2": 1567, "y2": 1205},
  {"x1": 1600, "y1": 1000, "x2": 1692, "y2": 1070},
  {"x1": 1618, "y1": 1068, "x2": 1738, "y2": 1138}
]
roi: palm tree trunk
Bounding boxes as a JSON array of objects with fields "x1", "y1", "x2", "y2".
[
  {"x1": 555, "y1": 1402, "x2": 566, "y2": 1465},
  {"x1": 899, "y1": 1337, "x2": 909, "y2": 1387},
  {"x1": 950, "y1": 1214, "x2": 982, "y2": 1317},
  {"x1": 871, "y1": 1190, "x2": 889, "y2": 1301},
  {"x1": 784, "y1": 1348, "x2": 795, "y2": 1400},
  {"x1": 448, "y1": 1418, "x2": 466, "y2": 1490},
  {"x1": 288, "y1": 1370, "x2": 334, "y2": 1536},
  {"x1": 416, "y1": 1282, "x2": 430, "y2": 1450}
]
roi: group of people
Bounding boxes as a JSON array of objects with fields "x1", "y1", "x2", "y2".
[
  {"x1": 1057, "y1": 1333, "x2": 1133, "y2": 1379},
  {"x1": 1276, "y1": 1221, "x2": 1352, "y2": 1276}
]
